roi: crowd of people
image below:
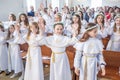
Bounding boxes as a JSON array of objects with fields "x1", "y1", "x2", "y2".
[{"x1": 0, "y1": 3, "x2": 120, "y2": 80}]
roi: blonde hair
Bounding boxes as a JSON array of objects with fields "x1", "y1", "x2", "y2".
[
  {"x1": 6, "y1": 25, "x2": 15, "y2": 40},
  {"x1": 114, "y1": 15, "x2": 120, "y2": 33},
  {"x1": 26, "y1": 22, "x2": 39, "y2": 40}
]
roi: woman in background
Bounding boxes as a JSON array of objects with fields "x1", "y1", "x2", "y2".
[{"x1": 106, "y1": 14, "x2": 120, "y2": 52}]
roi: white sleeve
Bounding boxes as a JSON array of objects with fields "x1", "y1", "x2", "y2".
[
  {"x1": 97, "y1": 40, "x2": 106, "y2": 68},
  {"x1": 97, "y1": 52, "x2": 106, "y2": 69},
  {"x1": 106, "y1": 27, "x2": 113, "y2": 35},
  {"x1": 66, "y1": 36, "x2": 78, "y2": 46},
  {"x1": 13, "y1": 31, "x2": 26, "y2": 44},
  {"x1": 74, "y1": 42, "x2": 84, "y2": 68}
]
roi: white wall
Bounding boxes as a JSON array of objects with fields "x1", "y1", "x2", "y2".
[
  {"x1": 102, "y1": 0, "x2": 120, "y2": 7},
  {"x1": 36, "y1": 0, "x2": 43, "y2": 10},
  {"x1": 59, "y1": 0, "x2": 66, "y2": 11},
  {"x1": 0, "y1": 0, "x2": 26, "y2": 21},
  {"x1": 71, "y1": 0, "x2": 120, "y2": 8},
  {"x1": 71, "y1": 0, "x2": 91, "y2": 7},
  {"x1": 67, "y1": 0, "x2": 72, "y2": 8}
]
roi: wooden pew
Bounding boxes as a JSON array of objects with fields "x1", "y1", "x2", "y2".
[
  {"x1": 102, "y1": 36, "x2": 110, "y2": 49},
  {"x1": 41, "y1": 45, "x2": 51, "y2": 65},
  {"x1": 20, "y1": 43, "x2": 28, "y2": 59},
  {"x1": 98, "y1": 50, "x2": 120, "y2": 80}
]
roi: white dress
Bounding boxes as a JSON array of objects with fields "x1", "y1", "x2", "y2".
[
  {"x1": 0, "y1": 31, "x2": 8, "y2": 71},
  {"x1": 44, "y1": 34, "x2": 78, "y2": 80},
  {"x1": 106, "y1": 26, "x2": 120, "y2": 52},
  {"x1": 22, "y1": 33, "x2": 44, "y2": 80},
  {"x1": 65, "y1": 25, "x2": 85, "y2": 40},
  {"x1": 7, "y1": 32, "x2": 24, "y2": 73},
  {"x1": 33, "y1": 17, "x2": 39, "y2": 22},
  {"x1": 2, "y1": 21, "x2": 16, "y2": 29},
  {"x1": 81, "y1": 20, "x2": 87, "y2": 28},
  {"x1": 42, "y1": 13, "x2": 54, "y2": 33},
  {"x1": 74, "y1": 38, "x2": 106, "y2": 80},
  {"x1": 20, "y1": 23, "x2": 29, "y2": 36},
  {"x1": 96, "y1": 24, "x2": 108, "y2": 39}
]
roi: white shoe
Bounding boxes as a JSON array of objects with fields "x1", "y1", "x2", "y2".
[{"x1": 10, "y1": 73, "x2": 18, "y2": 78}]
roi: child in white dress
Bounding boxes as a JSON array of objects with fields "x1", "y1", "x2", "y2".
[
  {"x1": 43, "y1": 22, "x2": 78, "y2": 80},
  {"x1": 77, "y1": 11, "x2": 88, "y2": 27},
  {"x1": 0, "y1": 25, "x2": 9, "y2": 75},
  {"x1": 66, "y1": 14, "x2": 85, "y2": 40},
  {"x1": 6, "y1": 24, "x2": 24, "y2": 79},
  {"x1": 106, "y1": 14, "x2": 120, "y2": 52},
  {"x1": 38, "y1": 16, "x2": 48, "y2": 36},
  {"x1": 19, "y1": 13, "x2": 29, "y2": 36},
  {"x1": 74, "y1": 23, "x2": 106, "y2": 80},
  {"x1": 2, "y1": 13, "x2": 16, "y2": 29},
  {"x1": 14, "y1": 22, "x2": 44, "y2": 80},
  {"x1": 95, "y1": 13, "x2": 108, "y2": 39}
]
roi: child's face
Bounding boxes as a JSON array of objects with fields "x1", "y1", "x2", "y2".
[
  {"x1": 111, "y1": 13, "x2": 114, "y2": 17},
  {"x1": 30, "y1": 24, "x2": 38, "y2": 33},
  {"x1": 73, "y1": 16, "x2": 79, "y2": 23},
  {"x1": 54, "y1": 25, "x2": 63, "y2": 35},
  {"x1": 38, "y1": 17, "x2": 44, "y2": 24},
  {"x1": 97, "y1": 15, "x2": 104, "y2": 23},
  {"x1": 9, "y1": 26, "x2": 15, "y2": 33},
  {"x1": 20, "y1": 15, "x2": 25, "y2": 21},
  {"x1": 8, "y1": 14, "x2": 13, "y2": 21},
  {"x1": 35, "y1": 12, "x2": 39, "y2": 17},
  {"x1": 88, "y1": 28, "x2": 98, "y2": 38},
  {"x1": 115, "y1": 18, "x2": 120, "y2": 26},
  {"x1": 54, "y1": 15, "x2": 61, "y2": 22},
  {"x1": 79, "y1": 12, "x2": 82, "y2": 18}
]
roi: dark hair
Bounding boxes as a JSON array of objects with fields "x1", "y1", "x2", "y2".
[
  {"x1": 19, "y1": 13, "x2": 29, "y2": 26},
  {"x1": 53, "y1": 22, "x2": 64, "y2": 29},
  {"x1": 72, "y1": 14, "x2": 81, "y2": 34},
  {"x1": 79, "y1": 11, "x2": 83, "y2": 20},
  {"x1": 6, "y1": 25, "x2": 14, "y2": 40},
  {"x1": 94, "y1": 14, "x2": 105, "y2": 25},
  {"x1": 80, "y1": 23, "x2": 96, "y2": 42},
  {"x1": 0, "y1": 25, "x2": 4, "y2": 32},
  {"x1": 9, "y1": 14, "x2": 16, "y2": 21},
  {"x1": 54, "y1": 13, "x2": 62, "y2": 21},
  {"x1": 107, "y1": 7, "x2": 114, "y2": 13},
  {"x1": 66, "y1": 6, "x2": 70, "y2": 14}
]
